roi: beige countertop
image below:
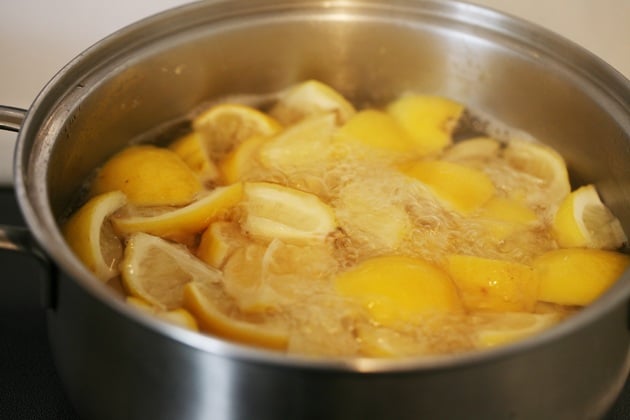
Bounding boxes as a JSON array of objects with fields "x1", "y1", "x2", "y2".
[{"x1": 0, "y1": 0, "x2": 628, "y2": 184}]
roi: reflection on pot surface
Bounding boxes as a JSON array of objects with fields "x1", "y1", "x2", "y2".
[{"x1": 62, "y1": 79, "x2": 630, "y2": 358}]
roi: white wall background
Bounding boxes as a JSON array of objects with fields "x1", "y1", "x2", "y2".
[{"x1": 1, "y1": 0, "x2": 628, "y2": 185}]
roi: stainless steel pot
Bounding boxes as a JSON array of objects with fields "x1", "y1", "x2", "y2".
[{"x1": 1, "y1": 1, "x2": 629, "y2": 419}]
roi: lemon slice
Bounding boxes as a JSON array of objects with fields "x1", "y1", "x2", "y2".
[
  {"x1": 63, "y1": 191, "x2": 127, "y2": 281},
  {"x1": 552, "y1": 184, "x2": 627, "y2": 249},
  {"x1": 182, "y1": 282, "x2": 289, "y2": 350},
  {"x1": 113, "y1": 183, "x2": 243, "y2": 241},
  {"x1": 474, "y1": 312, "x2": 559, "y2": 348},
  {"x1": 242, "y1": 182, "x2": 338, "y2": 243},
  {"x1": 443, "y1": 137, "x2": 501, "y2": 162},
  {"x1": 126, "y1": 296, "x2": 199, "y2": 331},
  {"x1": 356, "y1": 325, "x2": 424, "y2": 358},
  {"x1": 334, "y1": 109, "x2": 414, "y2": 154},
  {"x1": 387, "y1": 94, "x2": 464, "y2": 155},
  {"x1": 91, "y1": 145, "x2": 202, "y2": 207},
  {"x1": 196, "y1": 221, "x2": 245, "y2": 268},
  {"x1": 258, "y1": 113, "x2": 338, "y2": 170},
  {"x1": 477, "y1": 197, "x2": 538, "y2": 225},
  {"x1": 534, "y1": 248, "x2": 630, "y2": 306},
  {"x1": 475, "y1": 197, "x2": 539, "y2": 241},
  {"x1": 120, "y1": 232, "x2": 222, "y2": 310},
  {"x1": 446, "y1": 254, "x2": 539, "y2": 312},
  {"x1": 169, "y1": 131, "x2": 220, "y2": 184},
  {"x1": 334, "y1": 180, "x2": 411, "y2": 250},
  {"x1": 269, "y1": 79, "x2": 356, "y2": 125},
  {"x1": 334, "y1": 256, "x2": 463, "y2": 326},
  {"x1": 219, "y1": 135, "x2": 266, "y2": 184},
  {"x1": 402, "y1": 160, "x2": 495, "y2": 214},
  {"x1": 192, "y1": 103, "x2": 282, "y2": 159},
  {"x1": 503, "y1": 139, "x2": 571, "y2": 203}
]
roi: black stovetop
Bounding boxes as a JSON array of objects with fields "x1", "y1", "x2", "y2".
[{"x1": 1, "y1": 187, "x2": 629, "y2": 419}]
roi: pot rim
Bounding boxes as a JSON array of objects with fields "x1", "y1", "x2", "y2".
[{"x1": 13, "y1": 0, "x2": 630, "y2": 373}]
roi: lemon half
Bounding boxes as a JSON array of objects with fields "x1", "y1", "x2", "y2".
[
  {"x1": 91, "y1": 145, "x2": 201, "y2": 206},
  {"x1": 269, "y1": 79, "x2": 356, "y2": 125},
  {"x1": 183, "y1": 282, "x2": 289, "y2": 350},
  {"x1": 120, "y1": 232, "x2": 222, "y2": 310},
  {"x1": 63, "y1": 190, "x2": 127, "y2": 281},
  {"x1": 242, "y1": 182, "x2": 338, "y2": 243},
  {"x1": 553, "y1": 184, "x2": 627, "y2": 249}
]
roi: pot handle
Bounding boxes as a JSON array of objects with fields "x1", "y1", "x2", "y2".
[
  {"x1": 0, "y1": 105, "x2": 27, "y2": 132},
  {"x1": 0, "y1": 106, "x2": 55, "y2": 308},
  {"x1": 1, "y1": 105, "x2": 27, "y2": 186},
  {"x1": 0, "y1": 225, "x2": 55, "y2": 308}
]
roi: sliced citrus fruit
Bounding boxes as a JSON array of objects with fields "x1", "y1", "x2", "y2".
[
  {"x1": 182, "y1": 282, "x2": 289, "y2": 351},
  {"x1": 477, "y1": 197, "x2": 538, "y2": 225},
  {"x1": 168, "y1": 131, "x2": 220, "y2": 184},
  {"x1": 334, "y1": 255, "x2": 463, "y2": 326},
  {"x1": 258, "y1": 113, "x2": 338, "y2": 170},
  {"x1": 503, "y1": 139, "x2": 571, "y2": 203},
  {"x1": 442, "y1": 137, "x2": 501, "y2": 162},
  {"x1": 402, "y1": 160, "x2": 495, "y2": 213},
  {"x1": 192, "y1": 103, "x2": 282, "y2": 159},
  {"x1": 534, "y1": 248, "x2": 630, "y2": 306},
  {"x1": 120, "y1": 232, "x2": 222, "y2": 310},
  {"x1": 552, "y1": 184, "x2": 627, "y2": 249},
  {"x1": 474, "y1": 197, "x2": 539, "y2": 241},
  {"x1": 334, "y1": 180, "x2": 411, "y2": 250},
  {"x1": 446, "y1": 254, "x2": 539, "y2": 312},
  {"x1": 333, "y1": 109, "x2": 414, "y2": 155},
  {"x1": 91, "y1": 145, "x2": 202, "y2": 206},
  {"x1": 221, "y1": 244, "x2": 285, "y2": 313},
  {"x1": 474, "y1": 312, "x2": 559, "y2": 348},
  {"x1": 387, "y1": 94, "x2": 464, "y2": 155},
  {"x1": 63, "y1": 190, "x2": 127, "y2": 281},
  {"x1": 113, "y1": 183, "x2": 243, "y2": 241},
  {"x1": 126, "y1": 296, "x2": 199, "y2": 331},
  {"x1": 241, "y1": 182, "x2": 338, "y2": 243},
  {"x1": 219, "y1": 135, "x2": 266, "y2": 184},
  {"x1": 196, "y1": 221, "x2": 245, "y2": 268},
  {"x1": 269, "y1": 79, "x2": 356, "y2": 125},
  {"x1": 356, "y1": 325, "x2": 424, "y2": 358}
]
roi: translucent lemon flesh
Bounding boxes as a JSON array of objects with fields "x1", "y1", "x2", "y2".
[
  {"x1": 258, "y1": 113, "x2": 338, "y2": 170},
  {"x1": 553, "y1": 184, "x2": 627, "y2": 249},
  {"x1": 335, "y1": 255, "x2": 463, "y2": 326},
  {"x1": 503, "y1": 139, "x2": 571, "y2": 204},
  {"x1": 474, "y1": 312, "x2": 559, "y2": 348},
  {"x1": 63, "y1": 190, "x2": 127, "y2": 281},
  {"x1": 193, "y1": 103, "x2": 282, "y2": 159},
  {"x1": 120, "y1": 232, "x2": 222, "y2": 310},
  {"x1": 183, "y1": 282, "x2": 289, "y2": 350},
  {"x1": 91, "y1": 145, "x2": 201, "y2": 206},
  {"x1": 534, "y1": 248, "x2": 630, "y2": 306},
  {"x1": 269, "y1": 79, "x2": 356, "y2": 125},
  {"x1": 242, "y1": 182, "x2": 337, "y2": 243}
]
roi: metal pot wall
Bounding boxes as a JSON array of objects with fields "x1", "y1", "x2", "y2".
[{"x1": 1, "y1": 1, "x2": 629, "y2": 419}]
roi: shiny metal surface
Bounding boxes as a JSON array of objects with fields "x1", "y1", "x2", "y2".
[
  {"x1": 7, "y1": 0, "x2": 630, "y2": 419},
  {"x1": 0, "y1": 106, "x2": 26, "y2": 133}
]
